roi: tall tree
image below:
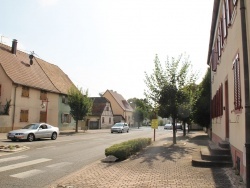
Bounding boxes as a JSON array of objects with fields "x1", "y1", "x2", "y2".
[
  {"x1": 192, "y1": 68, "x2": 211, "y2": 129},
  {"x1": 67, "y1": 87, "x2": 93, "y2": 132},
  {"x1": 144, "y1": 54, "x2": 198, "y2": 144}
]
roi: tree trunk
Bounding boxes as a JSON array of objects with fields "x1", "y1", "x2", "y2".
[
  {"x1": 75, "y1": 120, "x2": 78, "y2": 133},
  {"x1": 183, "y1": 120, "x2": 186, "y2": 136},
  {"x1": 172, "y1": 118, "x2": 176, "y2": 144}
]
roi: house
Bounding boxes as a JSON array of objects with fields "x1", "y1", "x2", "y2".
[
  {"x1": 86, "y1": 97, "x2": 114, "y2": 129},
  {"x1": 0, "y1": 39, "x2": 75, "y2": 132},
  {"x1": 102, "y1": 90, "x2": 133, "y2": 125},
  {"x1": 207, "y1": 0, "x2": 250, "y2": 184}
]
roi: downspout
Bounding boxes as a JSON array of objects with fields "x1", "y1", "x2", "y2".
[
  {"x1": 11, "y1": 85, "x2": 18, "y2": 130},
  {"x1": 240, "y1": 0, "x2": 250, "y2": 187}
]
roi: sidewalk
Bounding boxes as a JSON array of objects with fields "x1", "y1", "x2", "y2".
[{"x1": 46, "y1": 131, "x2": 246, "y2": 188}]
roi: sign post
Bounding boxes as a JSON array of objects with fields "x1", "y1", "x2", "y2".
[{"x1": 151, "y1": 119, "x2": 158, "y2": 141}]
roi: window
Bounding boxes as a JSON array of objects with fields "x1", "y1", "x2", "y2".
[
  {"x1": 222, "y1": 2, "x2": 227, "y2": 39},
  {"x1": 40, "y1": 90, "x2": 47, "y2": 100},
  {"x1": 61, "y1": 113, "x2": 71, "y2": 123},
  {"x1": 211, "y1": 84, "x2": 223, "y2": 118},
  {"x1": 22, "y1": 86, "x2": 29, "y2": 97},
  {"x1": 106, "y1": 106, "x2": 109, "y2": 111},
  {"x1": 62, "y1": 95, "x2": 68, "y2": 104},
  {"x1": 20, "y1": 110, "x2": 28, "y2": 122},
  {"x1": 102, "y1": 117, "x2": 104, "y2": 123},
  {"x1": 109, "y1": 117, "x2": 111, "y2": 124},
  {"x1": 233, "y1": 54, "x2": 241, "y2": 110}
]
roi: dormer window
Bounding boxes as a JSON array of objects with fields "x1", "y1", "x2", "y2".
[{"x1": 40, "y1": 90, "x2": 47, "y2": 100}]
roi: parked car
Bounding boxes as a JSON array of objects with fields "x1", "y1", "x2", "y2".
[
  {"x1": 7, "y1": 123, "x2": 59, "y2": 142},
  {"x1": 176, "y1": 123, "x2": 182, "y2": 130},
  {"x1": 111, "y1": 122, "x2": 129, "y2": 133},
  {"x1": 164, "y1": 123, "x2": 172, "y2": 130}
]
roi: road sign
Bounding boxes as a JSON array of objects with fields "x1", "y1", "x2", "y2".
[{"x1": 151, "y1": 119, "x2": 158, "y2": 129}]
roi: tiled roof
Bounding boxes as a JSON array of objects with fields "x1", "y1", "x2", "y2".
[
  {"x1": 90, "y1": 97, "x2": 110, "y2": 116},
  {"x1": 0, "y1": 42, "x2": 74, "y2": 94},
  {"x1": 105, "y1": 90, "x2": 133, "y2": 111}
]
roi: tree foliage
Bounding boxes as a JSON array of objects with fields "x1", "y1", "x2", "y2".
[
  {"x1": 67, "y1": 87, "x2": 93, "y2": 132},
  {"x1": 192, "y1": 68, "x2": 211, "y2": 128},
  {"x1": 144, "y1": 54, "x2": 198, "y2": 143},
  {"x1": 128, "y1": 98, "x2": 153, "y2": 127}
]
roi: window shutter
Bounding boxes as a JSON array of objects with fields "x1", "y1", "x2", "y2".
[
  {"x1": 225, "y1": 0, "x2": 231, "y2": 26},
  {"x1": 0, "y1": 84, "x2": 1, "y2": 96},
  {"x1": 223, "y1": 2, "x2": 228, "y2": 38},
  {"x1": 61, "y1": 113, "x2": 64, "y2": 123},
  {"x1": 211, "y1": 49, "x2": 218, "y2": 72}
]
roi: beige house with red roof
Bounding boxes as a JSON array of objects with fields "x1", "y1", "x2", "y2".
[
  {"x1": 86, "y1": 97, "x2": 114, "y2": 129},
  {"x1": 102, "y1": 90, "x2": 133, "y2": 126},
  {"x1": 207, "y1": 0, "x2": 250, "y2": 184},
  {"x1": 0, "y1": 39, "x2": 75, "y2": 132}
]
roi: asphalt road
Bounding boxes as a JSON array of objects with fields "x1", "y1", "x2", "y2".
[{"x1": 0, "y1": 127, "x2": 172, "y2": 188}]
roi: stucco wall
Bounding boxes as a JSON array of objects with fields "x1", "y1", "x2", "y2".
[{"x1": 211, "y1": 1, "x2": 245, "y2": 152}]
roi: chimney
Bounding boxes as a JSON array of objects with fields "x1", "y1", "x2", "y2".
[{"x1": 11, "y1": 39, "x2": 18, "y2": 54}]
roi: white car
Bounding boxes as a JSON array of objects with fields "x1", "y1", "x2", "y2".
[
  {"x1": 111, "y1": 123, "x2": 129, "y2": 133},
  {"x1": 7, "y1": 123, "x2": 59, "y2": 142},
  {"x1": 164, "y1": 123, "x2": 172, "y2": 130}
]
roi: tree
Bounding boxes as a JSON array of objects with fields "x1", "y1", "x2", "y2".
[
  {"x1": 67, "y1": 87, "x2": 93, "y2": 132},
  {"x1": 133, "y1": 108, "x2": 145, "y2": 128},
  {"x1": 192, "y1": 68, "x2": 211, "y2": 129},
  {"x1": 144, "y1": 54, "x2": 198, "y2": 144},
  {"x1": 128, "y1": 98, "x2": 153, "y2": 126}
]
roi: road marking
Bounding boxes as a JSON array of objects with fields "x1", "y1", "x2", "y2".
[
  {"x1": 46, "y1": 162, "x2": 72, "y2": 168},
  {"x1": 0, "y1": 155, "x2": 28, "y2": 163},
  {"x1": 10, "y1": 169, "x2": 44, "y2": 179},
  {"x1": 36, "y1": 146, "x2": 55, "y2": 150},
  {"x1": 0, "y1": 158, "x2": 52, "y2": 172}
]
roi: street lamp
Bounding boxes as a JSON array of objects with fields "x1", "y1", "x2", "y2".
[{"x1": 41, "y1": 98, "x2": 49, "y2": 123}]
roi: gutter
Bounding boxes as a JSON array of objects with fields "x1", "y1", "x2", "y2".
[{"x1": 240, "y1": 0, "x2": 250, "y2": 187}]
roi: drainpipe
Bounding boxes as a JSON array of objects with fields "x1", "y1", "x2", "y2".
[
  {"x1": 11, "y1": 85, "x2": 18, "y2": 130},
  {"x1": 240, "y1": 0, "x2": 250, "y2": 187}
]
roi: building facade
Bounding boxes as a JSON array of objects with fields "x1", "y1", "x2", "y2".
[{"x1": 207, "y1": 0, "x2": 250, "y2": 184}]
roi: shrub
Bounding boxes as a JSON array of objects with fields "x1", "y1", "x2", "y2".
[{"x1": 105, "y1": 138, "x2": 151, "y2": 161}]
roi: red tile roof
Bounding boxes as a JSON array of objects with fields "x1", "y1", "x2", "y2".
[
  {"x1": 105, "y1": 90, "x2": 133, "y2": 111},
  {"x1": 0, "y1": 42, "x2": 74, "y2": 94}
]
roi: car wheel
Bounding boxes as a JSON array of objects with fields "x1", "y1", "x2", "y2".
[
  {"x1": 51, "y1": 132, "x2": 57, "y2": 140},
  {"x1": 11, "y1": 139, "x2": 16, "y2": 142},
  {"x1": 27, "y1": 133, "x2": 35, "y2": 142},
  {"x1": 111, "y1": 131, "x2": 113, "y2": 133},
  {"x1": 127, "y1": 129, "x2": 129, "y2": 133}
]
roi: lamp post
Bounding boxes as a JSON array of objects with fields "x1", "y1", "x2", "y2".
[{"x1": 41, "y1": 98, "x2": 49, "y2": 123}]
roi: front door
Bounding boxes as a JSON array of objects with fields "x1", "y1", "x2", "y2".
[{"x1": 225, "y1": 80, "x2": 229, "y2": 140}]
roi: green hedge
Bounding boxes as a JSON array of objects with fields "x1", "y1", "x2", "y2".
[{"x1": 105, "y1": 138, "x2": 152, "y2": 161}]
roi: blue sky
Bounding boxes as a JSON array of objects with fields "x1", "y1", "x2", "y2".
[{"x1": 0, "y1": 0, "x2": 213, "y2": 100}]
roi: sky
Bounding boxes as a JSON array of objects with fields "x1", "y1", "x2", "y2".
[{"x1": 0, "y1": 0, "x2": 213, "y2": 100}]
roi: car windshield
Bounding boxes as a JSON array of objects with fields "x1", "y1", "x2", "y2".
[
  {"x1": 22, "y1": 124, "x2": 39, "y2": 129},
  {"x1": 114, "y1": 123, "x2": 124, "y2": 127}
]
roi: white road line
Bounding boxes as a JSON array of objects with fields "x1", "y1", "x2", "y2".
[
  {"x1": 36, "y1": 146, "x2": 55, "y2": 150},
  {"x1": 0, "y1": 158, "x2": 52, "y2": 172},
  {"x1": 10, "y1": 169, "x2": 44, "y2": 179},
  {"x1": 0, "y1": 155, "x2": 28, "y2": 163},
  {"x1": 46, "y1": 162, "x2": 72, "y2": 168}
]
